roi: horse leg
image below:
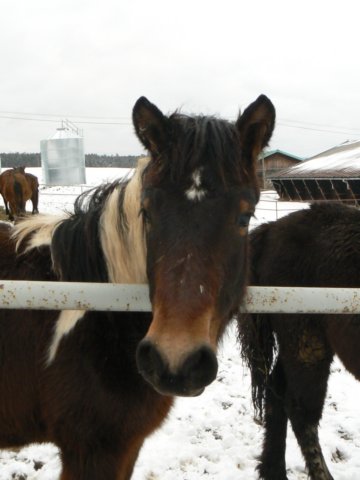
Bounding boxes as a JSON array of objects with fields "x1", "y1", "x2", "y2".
[
  {"x1": 257, "y1": 359, "x2": 289, "y2": 480},
  {"x1": 59, "y1": 449, "x2": 122, "y2": 480},
  {"x1": 283, "y1": 347, "x2": 334, "y2": 480},
  {"x1": 55, "y1": 392, "x2": 173, "y2": 480},
  {"x1": 59, "y1": 436, "x2": 146, "y2": 480},
  {"x1": 116, "y1": 438, "x2": 143, "y2": 480},
  {"x1": 31, "y1": 189, "x2": 39, "y2": 214},
  {"x1": 8, "y1": 201, "x2": 16, "y2": 221},
  {"x1": 1, "y1": 194, "x2": 9, "y2": 216},
  {"x1": 21, "y1": 199, "x2": 27, "y2": 214},
  {"x1": 13, "y1": 179, "x2": 24, "y2": 216}
]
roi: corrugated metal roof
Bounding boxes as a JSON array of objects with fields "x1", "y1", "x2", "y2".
[{"x1": 270, "y1": 140, "x2": 360, "y2": 179}]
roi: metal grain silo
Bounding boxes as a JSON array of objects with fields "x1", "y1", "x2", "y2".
[{"x1": 40, "y1": 120, "x2": 86, "y2": 186}]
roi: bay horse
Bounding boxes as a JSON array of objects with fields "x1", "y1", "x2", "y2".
[
  {"x1": 0, "y1": 95, "x2": 275, "y2": 479},
  {"x1": 0, "y1": 167, "x2": 39, "y2": 220},
  {"x1": 239, "y1": 202, "x2": 360, "y2": 480}
]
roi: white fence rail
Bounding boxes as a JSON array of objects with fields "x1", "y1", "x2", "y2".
[
  {"x1": 11, "y1": 188, "x2": 360, "y2": 314},
  {"x1": 1, "y1": 280, "x2": 360, "y2": 314}
]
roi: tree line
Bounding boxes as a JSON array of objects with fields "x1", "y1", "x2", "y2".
[{"x1": 0, "y1": 153, "x2": 140, "y2": 168}]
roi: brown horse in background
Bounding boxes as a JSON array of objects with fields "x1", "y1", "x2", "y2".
[
  {"x1": 239, "y1": 202, "x2": 360, "y2": 480},
  {"x1": 0, "y1": 167, "x2": 39, "y2": 220},
  {"x1": 0, "y1": 95, "x2": 275, "y2": 479}
]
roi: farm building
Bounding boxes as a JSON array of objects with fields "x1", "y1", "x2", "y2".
[
  {"x1": 270, "y1": 139, "x2": 360, "y2": 204},
  {"x1": 257, "y1": 149, "x2": 302, "y2": 189}
]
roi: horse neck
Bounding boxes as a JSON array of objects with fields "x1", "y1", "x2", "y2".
[{"x1": 100, "y1": 158, "x2": 149, "y2": 284}]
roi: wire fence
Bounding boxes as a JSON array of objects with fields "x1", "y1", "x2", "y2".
[{"x1": 36, "y1": 187, "x2": 311, "y2": 219}]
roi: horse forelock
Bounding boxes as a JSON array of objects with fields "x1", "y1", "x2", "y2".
[
  {"x1": 146, "y1": 114, "x2": 249, "y2": 191},
  {"x1": 100, "y1": 157, "x2": 148, "y2": 284}
]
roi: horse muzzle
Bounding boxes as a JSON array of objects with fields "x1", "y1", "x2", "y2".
[{"x1": 136, "y1": 340, "x2": 218, "y2": 397}]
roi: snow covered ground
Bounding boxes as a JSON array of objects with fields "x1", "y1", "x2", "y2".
[{"x1": 0, "y1": 167, "x2": 359, "y2": 479}]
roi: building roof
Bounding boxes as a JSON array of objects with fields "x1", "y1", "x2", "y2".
[
  {"x1": 270, "y1": 140, "x2": 360, "y2": 179},
  {"x1": 263, "y1": 149, "x2": 303, "y2": 161},
  {"x1": 49, "y1": 128, "x2": 82, "y2": 140}
]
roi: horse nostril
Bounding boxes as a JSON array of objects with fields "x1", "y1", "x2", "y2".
[
  {"x1": 136, "y1": 339, "x2": 165, "y2": 379},
  {"x1": 181, "y1": 345, "x2": 218, "y2": 389}
]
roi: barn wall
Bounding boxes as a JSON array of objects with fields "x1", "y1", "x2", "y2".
[
  {"x1": 272, "y1": 178, "x2": 360, "y2": 205},
  {"x1": 257, "y1": 153, "x2": 301, "y2": 189}
]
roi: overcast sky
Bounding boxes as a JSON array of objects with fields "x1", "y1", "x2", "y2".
[{"x1": 2, "y1": 0, "x2": 360, "y2": 158}]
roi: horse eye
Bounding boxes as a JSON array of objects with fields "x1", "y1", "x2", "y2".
[{"x1": 237, "y1": 212, "x2": 252, "y2": 228}]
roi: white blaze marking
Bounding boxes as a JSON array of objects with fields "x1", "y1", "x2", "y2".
[
  {"x1": 47, "y1": 309, "x2": 86, "y2": 365},
  {"x1": 185, "y1": 169, "x2": 206, "y2": 201}
]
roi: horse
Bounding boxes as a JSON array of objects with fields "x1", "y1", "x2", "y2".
[
  {"x1": 0, "y1": 95, "x2": 275, "y2": 480},
  {"x1": 238, "y1": 201, "x2": 360, "y2": 480},
  {"x1": 0, "y1": 167, "x2": 39, "y2": 220}
]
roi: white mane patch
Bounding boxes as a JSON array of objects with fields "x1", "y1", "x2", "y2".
[
  {"x1": 185, "y1": 169, "x2": 206, "y2": 201},
  {"x1": 100, "y1": 157, "x2": 148, "y2": 284},
  {"x1": 12, "y1": 214, "x2": 66, "y2": 253},
  {"x1": 47, "y1": 309, "x2": 86, "y2": 365}
]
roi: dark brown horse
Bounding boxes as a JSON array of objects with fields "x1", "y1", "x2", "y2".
[
  {"x1": 239, "y1": 202, "x2": 360, "y2": 480},
  {"x1": 0, "y1": 167, "x2": 39, "y2": 220},
  {"x1": 0, "y1": 95, "x2": 275, "y2": 479}
]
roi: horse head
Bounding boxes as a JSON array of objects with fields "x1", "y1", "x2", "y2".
[{"x1": 133, "y1": 96, "x2": 275, "y2": 396}]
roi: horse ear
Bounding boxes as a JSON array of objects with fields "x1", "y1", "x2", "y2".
[
  {"x1": 133, "y1": 97, "x2": 170, "y2": 155},
  {"x1": 236, "y1": 95, "x2": 276, "y2": 166}
]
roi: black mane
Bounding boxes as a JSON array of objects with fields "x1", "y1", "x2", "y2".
[{"x1": 52, "y1": 179, "x2": 128, "y2": 283}]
